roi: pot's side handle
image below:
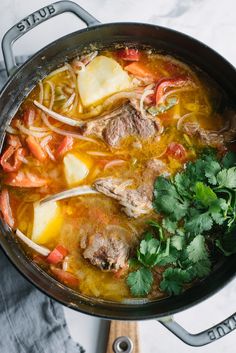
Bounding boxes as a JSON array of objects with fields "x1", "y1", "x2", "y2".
[
  {"x1": 1, "y1": 0, "x2": 100, "y2": 76},
  {"x1": 159, "y1": 313, "x2": 236, "y2": 346}
]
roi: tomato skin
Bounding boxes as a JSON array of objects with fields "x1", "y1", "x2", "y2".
[
  {"x1": 50, "y1": 267, "x2": 79, "y2": 288},
  {"x1": 26, "y1": 136, "x2": 47, "y2": 162},
  {"x1": 56, "y1": 136, "x2": 74, "y2": 158},
  {"x1": 117, "y1": 48, "x2": 140, "y2": 61},
  {"x1": 155, "y1": 76, "x2": 191, "y2": 104},
  {"x1": 47, "y1": 245, "x2": 68, "y2": 265},
  {"x1": 0, "y1": 146, "x2": 26, "y2": 172},
  {"x1": 5, "y1": 171, "x2": 48, "y2": 187},
  {"x1": 166, "y1": 142, "x2": 187, "y2": 161},
  {"x1": 0, "y1": 188, "x2": 14, "y2": 227}
]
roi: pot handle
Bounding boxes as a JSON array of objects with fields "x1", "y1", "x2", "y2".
[
  {"x1": 1, "y1": 0, "x2": 100, "y2": 76},
  {"x1": 159, "y1": 312, "x2": 236, "y2": 346}
]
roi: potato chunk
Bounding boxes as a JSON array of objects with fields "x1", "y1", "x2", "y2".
[
  {"x1": 63, "y1": 153, "x2": 91, "y2": 186},
  {"x1": 32, "y1": 201, "x2": 62, "y2": 245},
  {"x1": 78, "y1": 56, "x2": 131, "y2": 107}
]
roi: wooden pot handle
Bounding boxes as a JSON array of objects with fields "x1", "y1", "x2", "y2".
[{"x1": 105, "y1": 321, "x2": 139, "y2": 353}]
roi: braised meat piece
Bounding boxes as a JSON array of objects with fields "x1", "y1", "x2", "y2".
[
  {"x1": 94, "y1": 159, "x2": 168, "y2": 217},
  {"x1": 82, "y1": 103, "x2": 160, "y2": 147},
  {"x1": 81, "y1": 233, "x2": 129, "y2": 271}
]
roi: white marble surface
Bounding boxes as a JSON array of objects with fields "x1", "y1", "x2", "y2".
[{"x1": 1, "y1": 0, "x2": 236, "y2": 352}]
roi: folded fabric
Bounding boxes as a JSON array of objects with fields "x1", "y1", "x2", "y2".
[{"x1": 0, "y1": 57, "x2": 84, "y2": 353}]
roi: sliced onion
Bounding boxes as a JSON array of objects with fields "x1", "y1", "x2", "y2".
[
  {"x1": 159, "y1": 86, "x2": 196, "y2": 105},
  {"x1": 38, "y1": 81, "x2": 44, "y2": 105},
  {"x1": 40, "y1": 135, "x2": 52, "y2": 148},
  {"x1": 45, "y1": 80, "x2": 55, "y2": 109},
  {"x1": 34, "y1": 100, "x2": 83, "y2": 127},
  {"x1": 102, "y1": 90, "x2": 142, "y2": 109},
  {"x1": 15, "y1": 229, "x2": 50, "y2": 256},
  {"x1": 86, "y1": 151, "x2": 112, "y2": 156},
  {"x1": 140, "y1": 89, "x2": 154, "y2": 119},
  {"x1": 41, "y1": 113, "x2": 99, "y2": 144},
  {"x1": 6, "y1": 126, "x2": 19, "y2": 134},
  {"x1": 105, "y1": 224, "x2": 130, "y2": 234},
  {"x1": 29, "y1": 126, "x2": 49, "y2": 132},
  {"x1": 16, "y1": 121, "x2": 49, "y2": 138},
  {"x1": 39, "y1": 186, "x2": 99, "y2": 205},
  {"x1": 177, "y1": 112, "x2": 206, "y2": 130},
  {"x1": 63, "y1": 92, "x2": 76, "y2": 109},
  {"x1": 73, "y1": 60, "x2": 86, "y2": 73},
  {"x1": 18, "y1": 155, "x2": 29, "y2": 164},
  {"x1": 81, "y1": 51, "x2": 98, "y2": 65},
  {"x1": 47, "y1": 65, "x2": 68, "y2": 79},
  {"x1": 104, "y1": 159, "x2": 126, "y2": 170},
  {"x1": 45, "y1": 145, "x2": 55, "y2": 161}
]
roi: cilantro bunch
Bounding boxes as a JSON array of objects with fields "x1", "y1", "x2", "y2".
[{"x1": 126, "y1": 149, "x2": 236, "y2": 298}]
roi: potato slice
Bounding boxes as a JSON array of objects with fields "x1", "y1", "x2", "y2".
[
  {"x1": 63, "y1": 153, "x2": 91, "y2": 186},
  {"x1": 32, "y1": 201, "x2": 62, "y2": 245},
  {"x1": 78, "y1": 55, "x2": 131, "y2": 107}
]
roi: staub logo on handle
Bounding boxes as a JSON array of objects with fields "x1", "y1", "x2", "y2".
[
  {"x1": 16, "y1": 5, "x2": 56, "y2": 32},
  {"x1": 208, "y1": 314, "x2": 236, "y2": 341}
]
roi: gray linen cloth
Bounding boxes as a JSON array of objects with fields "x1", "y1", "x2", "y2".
[{"x1": 0, "y1": 57, "x2": 84, "y2": 353}]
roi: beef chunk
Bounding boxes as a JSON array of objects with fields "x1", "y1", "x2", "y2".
[
  {"x1": 82, "y1": 103, "x2": 159, "y2": 147},
  {"x1": 94, "y1": 159, "x2": 168, "y2": 218},
  {"x1": 94, "y1": 177, "x2": 152, "y2": 218},
  {"x1": 81, "y1": 233, "x2": 129, "y2": 271}
]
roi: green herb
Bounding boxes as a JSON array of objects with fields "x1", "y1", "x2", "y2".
[
  {"x1": 126, "y1": 267, "x2": 153, "y2": 296},
  {"x1": 127, "y1": 149, "x2": 236, "y2": 298},
  {"x1": 148, "y1": 97, "x2": 178, "y2": 116}
]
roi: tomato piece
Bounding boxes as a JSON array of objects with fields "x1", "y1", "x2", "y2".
[
  {"x1": 50, "y1": 267, "x2": 79, "y2": 288},
  {"x1": 117, "y1": 48, "x2": 140, "y2": 61},
  {"x1": 5, "y1": 171, "x2": 48, "y2": 187},
  {"x1": 47, "y1": 245, "x2": 68, "y2": 264},
  {"x1": 26, "y1": 136, "x2": 47, "y2": 162},
  {"x1": 124, "y1": 62, "x2": 154, "y2": 78},
  {"x1": 155, "y1": 76, "x2": 191, "y2": 104},
  {"x1": 166, "y1": 142, "x2": 187, "y2": 161},
  {"x1": 0, "y1": 189, "x2": 14, "y2": 227},
  {"x1": 56, "y1": 136, "x2": 74, "y2": 158},
  {"x1": 0, "y1": 146, "x2": 26, "y2": 172}
]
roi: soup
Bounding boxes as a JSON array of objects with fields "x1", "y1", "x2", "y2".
[{"x1": 0, "y1": 48, "x2": 236, "y2": 301}]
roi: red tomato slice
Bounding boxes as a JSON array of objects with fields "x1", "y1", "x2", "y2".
[
  {"x1": 26, "y1": 136, "x2": 47, "y2": 162},
  {"x1": 117, "y1": 48, "x2": 140, "y2": 61},
  {"x1": 155, "y1": 76, "x2": 191, "y2": 104},
  {"x1": 0, "y1": 189, "x2": 14, "y2": 227},
  {"x1": 50, "y1": 267, "x2": 79, "y2": 288},
  {"x1": 47, "y1": 245, "x2": 68, "y2": 264},
  {"x1": 5, "y1": 171, "x2": 48, "y2": 187},
  {"x1": 56, "y1": 136, "x2": 74, "y2": 158},
  {"x1": 166, "y1": 142, "x2": 187, "y2": 161},
  {"x1": 0, "y1": 146, "x2": 26, "y2": 172}
]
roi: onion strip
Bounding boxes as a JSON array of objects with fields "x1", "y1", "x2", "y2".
[
  {"x1": 140, "y1": 89, "x2": 154, "y2": 119},
  {"x1": 6, "y1": 126, "x2": 19, "y2": 134},
  {"x1": 104, "y1": 160, "x2": 126, "y2": 170},
  {"x1": 34, "y1": 100, "x2": 83, "y2": 127},
  {"x1": 47, "y1": 65, "x2": 68, "y2": 79},
  {"x1": 15, "y1": 229, "x2": 50, "y2": 256},
  {"x1": 41, "y1": 113, "x2": 99, "y2": 144},
  {"x1": 39, "y1": 186, "x2": 99, "y2": 205},
  {"x1": 16, "y1": 121, "x2": 49, "y2": 138}
]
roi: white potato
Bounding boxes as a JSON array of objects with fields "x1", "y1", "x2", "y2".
[
  {"x1": 63, "y1": 153, "x2": 90, "y2": 186},
  {"x1": 78, "y1": 55, "x2": 131, "y2": 107},
  {"x1": 32, "y1": 201, "x2": 62, "y2": 245}
]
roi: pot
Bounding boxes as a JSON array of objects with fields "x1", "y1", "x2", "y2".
[{"x1": 1, "y1": 1, "x2": 236, "y2": 347}]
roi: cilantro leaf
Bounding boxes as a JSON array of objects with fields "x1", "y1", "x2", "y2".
[
  {"x1": 222, "y1": 151, "x2": 236, "y2": 168},
  {"x1": 217, "y1": 167, "x2": 236, "y2": 189},
  {"x1": 209, "y1": 198, "x2": 228, "y2": 225},
  {"x1": 188, "y1": 258, "x2": 211, "y2": 278},
  {"x1": 127, "y1": 267, "x2": 153, "y2": 296},
  {"x1": 160, "y1": 268, "x2": 192, "y2": 295},
  {"x1": 185, "y1": 211, "x2": 213, "y2": 235},
  {"x1": 171, "y1": 234, "x2": 185, "y2": 251},
  {"x1": 137, "y1": 233, "x2": 160, "y2": 267},
  {"x1": 153, "y1": 176, "x2": 189, "y2": 221},
  {"x1": 162, "y1": 218, "x2": 178, "y2": 234},
  {"x1": 148, "y1": 96, "x2": 178, "y2": 116},
  {"x1": 194, "y1": 182, "x2": 217, "y2": 207},
  {"x1": 186, "y1": 235, "x2": 208, "y2": 263}
]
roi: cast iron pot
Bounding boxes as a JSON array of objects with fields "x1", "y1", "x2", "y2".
[{"x1": 1, "y1": 1, "x2": 236, "y2": 347}]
